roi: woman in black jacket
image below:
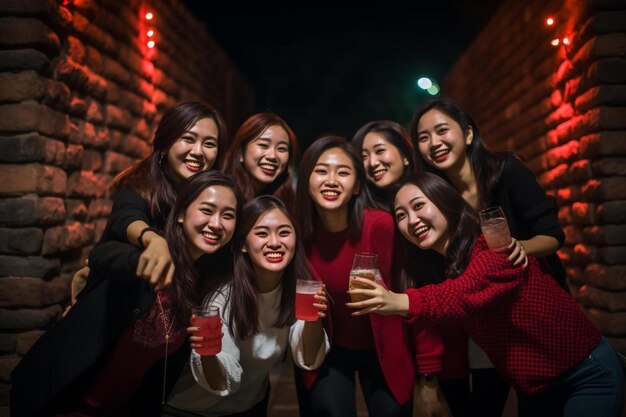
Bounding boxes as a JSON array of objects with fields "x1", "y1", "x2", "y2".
[{"x1": 11, "y1": 171, "x2": 242, "y2": 417}]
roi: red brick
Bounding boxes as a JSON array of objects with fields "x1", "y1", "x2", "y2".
[
  {"x1": 66, "y1": 171, "x2": 108, "y2": 198},
  {"x1": 591, "y1": 157, "x2": 626, "y2": 176},
  {"x1": 64, "y1": 144, "x2": 83, "y2": 170},
  {"x1": 0, "y1": 164, "x2": 66, "y2": 196},
  {"x1": 584, "y1": 264, "x2": 626, "y2": 291},
  {"x1": 66, "y1": 199, "x2": 87, "y2": 221},
  {"x1": 92, "y1": 218, "x2": 108, "y2": 242},
  {"x1": 0, "y1": 0, "x2": 55, "y2": 14},
  {"x1": 558, "y1": 205, "x2": 574, "y2": 225},
  {"x1": 0, "y1": 305, "x2": 61, "y2": 332},
  {"x1": 589, "y1": 58, "x2": 626, "y2": 84},
  {"x1": 571, "y1": 202, "x2": 595, "y2": 225},
  {"x1": 0, "y1": 71, "x2": 47, "y2": 102},
  {"x1": 72, "y1": 12, "x2": 117, "y2": 56},
  {"x1": 105, "y1": 104, "x2": 132, "y2": 130},
  {"x1": 0, "y1": 228, "x2": 42, "y2": 254},
  {"x1": 0, "y1": 133, "x2": 45, "y2": 163},
  {"x1": 0, "y1": 195, "x2": 65, "y2": 227},
  {"x1": 87, "y1": 199, "x2": 112, "y2": 219},
  {"x1": 597, "y1": 201, "x2": 626, "y2": 223},
  {"x1": 85, "y1": 45, "x2": 103, "y2": 73},
  {"x1": 55, "y1": 56, "x2": 107, "y2": 98},
  {"x1": 582, "y1": 177, "x2": 626, "y2": 201},
  {"x1": 586, "y1": 308, "x2": 626, "y2": 336},
  {"x1": 0, "y1": 102, "x2": 70, "y2": 138},
  {"x1": 563, "y1": 225, "x2": 584, "y2": 246},
  {"x1": 596, "y1": 246, "x2": 626, "y2": 265},
  {"x1": 103, "y1": 151, "x2": 133, "y2": 175},
  {"x1": 0, "y1": 49, "x2": 51, "y2": 74},
  {"x1": 600, "y1": 107, "x2": 626, "y2": 129},
  {"x1": 0, "y1": 275, "x2": 70, "y2": 308},
  {"x1": 575, "y1": 85, "x2": 626, "y2": 113},
  {"x1": 595, "y1": 33, "x2": 626, "y2": 57},
  {"x1": 102, "y1": 56, "x2": 131, "y2": 88},
  {"x1": 42, "y1": 222, "x2": 94, "y2": 254},
  {"x1": 578, "y1": 284, "x2": 626, "y2": 312},
  {"x1": 556, "y1": 184, "x2": 582, "y2": 205},
  {"x1": 584, "y1": 225, "x2": 626, "y2": 245},
  {"x1": 0, "y1": 18, "x2": 60, "y2": 55},
  {"x1": 66, "y1": 35, "x2": 86, "y2": 64},
  {"x1": 85, "y1": 100, "x2": 104, "y2": 124},
  {"x1": 82, "y1": 149, "x2": 102, "y2": 172},
  {"x1": 579, "y1": 131, "x2": 626, "y2": 158},
  {"x1": 44, "y1": 137, "x2": 65, "y2": 166},
  {"x1": 69, "y1": 120, "x2": 109, "y2": 148},
  {"x1": 68, "y1": 94, "x2": 87, "y2": 117}
]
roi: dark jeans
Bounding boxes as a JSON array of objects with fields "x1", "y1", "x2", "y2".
[
  {"x1": 439, "y1": 368, "x2": 509, "y2": 417},
  {"x1": 295, "y1": 346, "x2": 412, "y2": 417},
  {"x1": 518, "y1": 338, "x2": 625, "y2": 417}
]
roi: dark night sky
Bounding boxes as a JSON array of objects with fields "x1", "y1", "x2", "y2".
[{"x1": 182, "y1": 1, "x2": 502, "y2": 147}]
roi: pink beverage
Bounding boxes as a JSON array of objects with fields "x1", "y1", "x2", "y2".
[
  {"x1": 191, "y1": 307, "x2": 222, "y2": 355},
  {"x1": 481, "y1": 217, "x2": 512, "y2": 251},
  {"x1": 296, "y1": 279, "x2": 322, "y2": 321}
]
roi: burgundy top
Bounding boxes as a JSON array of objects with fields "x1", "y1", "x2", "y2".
[
  {"x1": 405, "y1": 235, "x2": 601, "y2": 396},
  {"x1": 303, "y1": 209, "x2": 442, "y2": 405},
  {"x1": 56, "y1": 292, "x2": 185, "y2": 416}
]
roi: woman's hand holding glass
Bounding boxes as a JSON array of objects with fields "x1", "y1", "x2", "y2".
[
  {"x1": 506, "y1": 238, "x2": 529, "y2": 268},
  {"x1": 346, "y1": 278, "x2": 409, "y2": 317}
]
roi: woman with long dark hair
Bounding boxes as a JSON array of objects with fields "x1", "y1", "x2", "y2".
[
  {"x1": 70, "y1": 102, "x2": 228, "y2": 298},
  {"x1": 222, "y1": 112, "x2": 298, "y2": 210},
  {"x1": 408, "y1": 98, "x2": 569, "y2": 416},
  {"x1": 11, "y1": 171, "x2": 243, "y2": 417},
  {"x1": 166, "y1": 196, "x2": 328, "y2": 417},
  {"x1": 351, "y1": 120, "x2": 417, "y2": 209},
  {"x1": 348, "y1": 173, "x2": 624, "y2": 417},
  {"x1": 292, "y1": 136, "x2": 440, "y2": 417}
]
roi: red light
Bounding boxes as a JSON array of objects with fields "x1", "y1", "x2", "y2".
[
  {"x1": 145, "y1": 12, "x2": 153, "y2": 20},
  {"x1": 147, "y1": 40, "x2": 155, "y2": 48},
  {"x1": 562, "y1": 37, "x2": 570, "y2": 45},
  {"x1": 551, "y1": 38, "x2": 560, "y2": 47},
  {"x1": 147, "y1": 30, "x2": 154, "y2": 37},
  {"x1": 546, "y1": 17, "x2": 554, "y2": 26}
]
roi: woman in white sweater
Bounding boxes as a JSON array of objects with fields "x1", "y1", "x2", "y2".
[{"x1": 165, "y1": 195, "x2": 329, "y2": 417}]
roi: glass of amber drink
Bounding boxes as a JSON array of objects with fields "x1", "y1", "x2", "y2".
[{"x1": 349, "y1": 252, "x2": 382, "y2": 303}]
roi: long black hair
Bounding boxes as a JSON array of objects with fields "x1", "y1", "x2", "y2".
[
  {"x1": 392, "y1": 173, "x2": 480, "y2": 290},
  {"x1": 351, "y1": 120, "x2": 418, "y2": 210},
  {"x1": 164, "y1": 171, "x2": 243, "y2": 325},
  {"x1": 409, "y1": 98, "x2": 510, "y2": 210},
  {"x1": 226, "y1": 196, "x2": 312, "y2": 341},
  {"x1": 295, "y1": 135, "x2": 376, "y2": 244},
  {"x1": 114, "y1": 101, "x2": 227, "y2": 231}
]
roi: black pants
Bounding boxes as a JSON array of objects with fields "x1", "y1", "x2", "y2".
[
  {"x1": 439, "y1": 368, "x2": 509, "y2": 417},
  {"x1": 295, "y1": 346, "x2": 412, "y2": 417}
]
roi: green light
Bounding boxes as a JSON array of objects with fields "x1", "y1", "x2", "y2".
[
  {"x1": 417, "y1": 77, "x2": 432, "y2": 89},
  {"x1": 427, "y1": 84, "x2": 440, "y2": 96}
]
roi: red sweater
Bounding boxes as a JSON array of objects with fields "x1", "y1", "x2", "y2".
[
  {"x1": 406, "y1": 236, "x2": 601, "y2": 396},
  {"x1": 303, "y1": 209, "x2": 442, "y2": 405}
]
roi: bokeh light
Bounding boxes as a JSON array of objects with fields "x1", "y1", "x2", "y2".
[{"x1": 417, "y1": 77, "x2": 433, "y2": 90}]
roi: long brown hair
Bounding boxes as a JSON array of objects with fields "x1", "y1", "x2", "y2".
[
  {"x1": 226, "y1": 196, "x2": 310, "y2": 341},
  {"x1": 222, "y1": 112, "x2": 298, "y2": 209},
  {"x1": 392, "y1": 173, "x2": 480, "y2": 290},
  {"x1": 164, "y1": 171, "x2": 243, "y2": 325},
  {"x1": 113, "y1": 101, "x2": 227, "y2": 230}
]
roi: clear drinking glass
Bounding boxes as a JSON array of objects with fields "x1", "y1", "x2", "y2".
[
  {"x1": 348, "y1": 252, "x2": 382, "y2": 303},
  {"x1": 191, "y1": 306, "x2": 222, "y2": 355},
  {"x1": 479, "y1": 206, "x2": 512, "y2": 251},
  {"x1": 295, "y1": 279, "x2": 323, "y2": 321}
]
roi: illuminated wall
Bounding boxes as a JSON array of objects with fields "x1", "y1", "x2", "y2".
[
  {"x1": 444, "y1": 0, "x2": 626, "y2": 353},
  {"x1": 0, "y1": 0, "x2": 254, "y2": 409}
]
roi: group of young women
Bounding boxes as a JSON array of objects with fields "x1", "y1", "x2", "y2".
[{"x1": 11, "y1": 99, "x2": 624, "y2": 417}]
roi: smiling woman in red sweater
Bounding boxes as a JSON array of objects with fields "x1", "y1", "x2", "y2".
[
  {"x1": 294, "y1": 136, "x2": 446, "y2": 417},
  {"x1": 348, "y1": 173, "x2": 625, "y2": 417}
]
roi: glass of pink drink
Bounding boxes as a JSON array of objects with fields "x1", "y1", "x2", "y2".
[
  {"x1": 296, "y1": 279, "x2": 322, "y2": 321},
  {"x1": 479, "y1": 206, "x2": 512, "y2": 251},
  {"x1": 191, "y1": 306, "x2": 222, "y2": 355}
]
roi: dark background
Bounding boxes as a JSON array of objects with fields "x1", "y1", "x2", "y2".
[{"x1": 182, "y1": 1, "x2": 502, "y2": 147}]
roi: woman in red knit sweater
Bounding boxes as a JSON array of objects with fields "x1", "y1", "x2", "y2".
[
  {"x1": 348, "y1": 173, "x2": 625, "y2": 417},
  {"x1": 293, "y1": 136, "x2": 447, "y2": 417}
]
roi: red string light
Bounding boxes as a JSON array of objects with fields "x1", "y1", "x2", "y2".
[
  {"x1": 147, "y1": 30, "x2": 154, "y2": 37},
  {"x1": 550, "y1": 38, "x2": 560, "y2": 47},
  {"x1": 546, "y1": 17, "x2": 555, "y2": 26}
]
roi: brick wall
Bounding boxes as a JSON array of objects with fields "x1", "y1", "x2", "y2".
[
  {"x1": 444, "y1": 0, "x2": 626, "y2": 352},
  {"x1": 0, "y1": 0, "x2": 254, "y2": 411}
]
